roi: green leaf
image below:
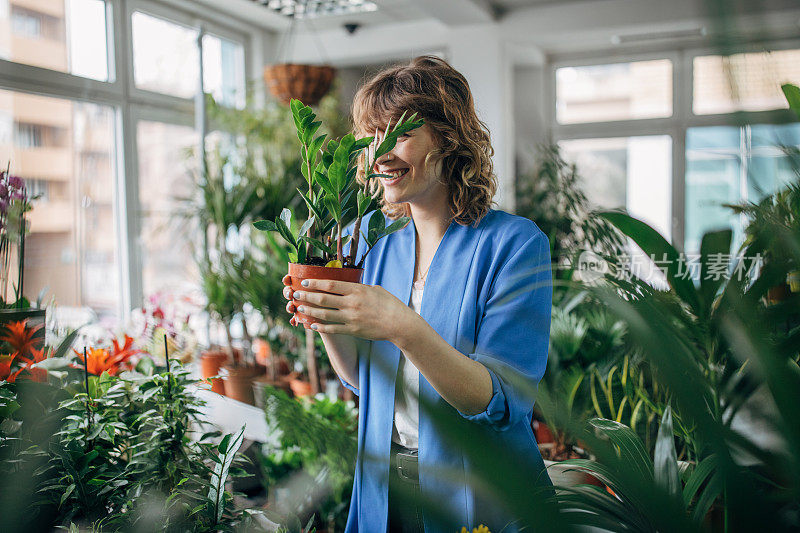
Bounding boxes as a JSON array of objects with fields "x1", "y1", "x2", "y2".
[
  {"x1": 599, "y1": 211, "x2": 701, "y2": 315},
  {"x1": 209, "y1": 426, "x2": 246, "y2": 524},
  {"x1": 654, "y1": 405, "x2": 681, "y2": 500},
  {"x1": 357, "y1": 190, "x2": 370, "y2": 217},
  {"x1": 698, "y1": 229, "x2": 732, "y2": 318},
  {"x1": 279, "y1": 208, "x2": 292, "y2": 231},
  {"x1": 253, "y1": 219, "x2": 278, "y2": 232},
  {"x1": 782, "y1": 83, "x2": 800, "y2": 120},
  {"x1": 275, "y1": 218, "x2": 296, "y2": 250},
  {"x1": 369, "y1": 209, "x2": 385, "y2": 235},
  {"x1": 323, "y1": 196, "x2": 341, "y2": 222},
  {"x1": 301, "y1": 237, "x2": 335, "y2": 256},
  {"x1": 316, "y1": 172, "x2": 336, "y2": 197},
  {"x1": 589, "y1": 418, "x2": 653, "y2": 481},
  {"x1": 299, "y1": 216, "x2": 316, "y2": 238},
  {"x1": 383, "y1": 217, "x2": 409, "y2": 236}
]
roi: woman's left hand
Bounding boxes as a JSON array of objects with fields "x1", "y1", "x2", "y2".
[{"x1": 292, "y1": 279, "x2": 415, "y2": 342}]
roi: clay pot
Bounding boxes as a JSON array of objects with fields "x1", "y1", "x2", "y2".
[
  {"x1": 766, "y1": 282, "x2": 791, "y2": 305},
  {"x1": 223, "y1": 365, "x2": 261, "y2": 405},
  {"x1": 200, "y1": 350, "x2": 229, "y2": 394},
  {"x1": 252, "y1": 375, "x2": 293, "y2": 409},
  {"x1": 532, "y1": 418, "x2": 555, "y2": 444},
  {"x1": 288, "y1": 262, "x2": 363, "y2": 329},
  {"x1": 289, "y1": 376, "x2": 314, "y2": 398}
]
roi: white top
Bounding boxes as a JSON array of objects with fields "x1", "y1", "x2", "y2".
[{"x1": 391, "y1": 283, "x2": 423, "y2": 449}]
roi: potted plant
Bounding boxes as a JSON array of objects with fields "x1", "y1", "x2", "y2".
[
  {"x1": 253, "y1": 99, "x2": 423, "y2": 329},
  {"x1": 0, "y1": 166, "x2": 44, "y2": 351}
]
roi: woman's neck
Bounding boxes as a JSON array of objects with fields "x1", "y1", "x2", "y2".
[{"x1": 409, "y1": 201, "x2": 452, "y2": 249}]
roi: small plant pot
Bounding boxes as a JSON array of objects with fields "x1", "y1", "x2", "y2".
[
  {"x1": 200, "y1": 350, "x2": 229, "y2": 394},
  {"x1": 289, "y1": 376, "x2": 314, "y2": 398},
  {"x1": 223, "y1": 364, "x2": 262, "y2": 405},
  {"x1": 288, "y1": 262, "x2": 364, "y2": 330},
  {"x1": 788, "y1": 270, "x2": 800, "y2": 293},
  {"x1": 252, "y1": 375, "x2": 293, "y2": 409},
  {"x1": 532, "y1": 418, "x2": 555, "y2": 444},
  {"x1": 766, "y1": 282, "x2": 791, "y2": 305}
]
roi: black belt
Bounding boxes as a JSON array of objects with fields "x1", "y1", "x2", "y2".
[{"x1": 390, "y1": 441, "x2": 419, "y2": 484}]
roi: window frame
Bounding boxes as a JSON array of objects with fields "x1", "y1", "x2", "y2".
[
  {"x1": 0, "y1": 0, "x2": 263, "y2": 320},
  {"x1": 547, "y1": 38, "x2": 800, "y2": 253}
]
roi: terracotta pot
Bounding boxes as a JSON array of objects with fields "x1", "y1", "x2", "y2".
[
  {"x1": 288, "y1": 262, "x2": 363, "y2": 329},
  {"x1": 200, "y1": 350, "x2": 229, "y2": 394},
  {"x1": 766, "y1": 282, "x2": 791, "y2": 305},
  {"x1": 252, "y1": 375, "x2": 293, "y2": 409},
  {"x1": 263, "y1": 63, "x2": 335, "y2": 106},
  {"x1": 223, "y1": 364, "x2": 261, "y2": 405},
  {"x1": 289, "y1": 376, "x2": 313, "y2": 398},
  {"x1": 532, "y1": 419, "x2": 555, "y2": 444}
]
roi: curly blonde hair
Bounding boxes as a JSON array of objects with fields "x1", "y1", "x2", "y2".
[{"x1": 351, "y1": 55, "x2": 497, "y2": 227}]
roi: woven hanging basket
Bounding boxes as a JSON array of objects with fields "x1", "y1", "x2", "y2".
[{"x1": 263, "y1": 63, "x2": 335, "y2": 106}]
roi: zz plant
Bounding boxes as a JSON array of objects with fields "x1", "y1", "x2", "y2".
[{"x1": 254, "y1": 99, "x2": 423, "y2": 269}]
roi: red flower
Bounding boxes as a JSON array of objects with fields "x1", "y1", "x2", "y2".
[
  {"x1": 0, "y1": 320, "x2": 44, "y2": 357},
  {"x1": 74, "y1": 335, "x2": 144, "y2": 376},
  {"x1": 8, "y1": 347, "x2": 49, "y2": 382},
  {"x1": 0, "y1": 353, "x2": 16, "y2": 381}
]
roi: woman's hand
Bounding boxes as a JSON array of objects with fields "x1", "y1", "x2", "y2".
[
  {"x1": 282, "y1": 274, "x2": 300, "y2": 327},
  {"x1": 285, "y1": 277, "x2": 417, "y2": 342}
]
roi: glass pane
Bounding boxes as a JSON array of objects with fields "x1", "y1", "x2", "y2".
[
  {"x1": 132, "y1": 11, "x2": 198, "y2": 98},
  {"x1": 556, "y1": 59, "x2": 672, "y2": 124},
  {"x1": 0, "y1": 0, "x2": 109, "y2": 81},
  {"x1": 136, "y1": 121, "x2": 200, "y2": 301},
  {"x1": 693, "y1": 49, "x2": 800, "y2": 115},
  {"x1": 202, "y1": 34, "x2": 245, "y2": 108},
  {"x1": 561, "y1": 136, "x2": 672, "y2": 286},
  {"x1": 685, "y1": 123, "x2": 800, "y2": 255},
  {"x1": 0, "y1": 89, "x2": 119, "y2": 322}
]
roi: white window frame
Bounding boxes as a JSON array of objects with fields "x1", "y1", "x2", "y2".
[
  {"x1": 547, "y1": 37, "x2": 800, "y2": 253},
  {"x1": 0, "y1": 0, "x2": 265, "y2": 320}
]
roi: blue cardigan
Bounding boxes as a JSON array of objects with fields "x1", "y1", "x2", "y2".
[{"x1": 340, "y1": 208, "x2": 552, "y2": 532}]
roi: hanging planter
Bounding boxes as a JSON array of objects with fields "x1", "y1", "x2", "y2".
[{"x1": 264, "y1": 63, "x2": 335, "y2": 106}]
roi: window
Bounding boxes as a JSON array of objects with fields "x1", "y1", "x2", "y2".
[
  {"x1": 685, "y1": 123, "x2": 800, "y2": 254},
  {"x1": 1, "y1": 0, "x2": 109, "y2": 81},
  {"x1": 14, "y1": 123, "x2": 44, "y2": 148},
  {"x1": 560, "y1": 136, "x2": 673, "y2": 239},
  {"x1": 0, "y1": 1, "x2": 253, "y2": 321},
  {"x1": 131, "y1": 12, "x2": 245, "y2": 105},
  {"x1": 552, "y1": 45, "x2": 799, "y2": 267},
  {"x1": 0, "y1": 89, "x2": 120, "y2": 323},
  {"x1": 556, "y1": 59, "x2": 672, "y2": 124},
  {"x1": 136, "y1": 121, "x2": 200, "y2": 300},
  {"x1": 693, "y1": 49, "x2": 800, "y2": 115},
  {"x1": 11, "y1": 8, "x2": 43, "y2": 38}
]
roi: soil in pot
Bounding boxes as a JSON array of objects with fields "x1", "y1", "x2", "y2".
[
  {"x1": 288, "y1": 262, "x2": 363, "y2": 330},
  {"x1": 223, "y1": 364, "x2": 261, "y2": 405},
  {"x1": 200, "y1": 350, "x2": 229, "y2": 394}
]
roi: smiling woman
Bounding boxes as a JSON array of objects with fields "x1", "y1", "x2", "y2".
[{"x1": 284, "y1": 55, "x2": 553, "y2": 533}]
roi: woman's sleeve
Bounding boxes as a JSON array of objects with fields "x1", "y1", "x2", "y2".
[{"x1": 456, "y1": 230, "x2": 552, "y2": 432}]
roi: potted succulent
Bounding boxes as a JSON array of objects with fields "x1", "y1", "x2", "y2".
[{"x1": 253, "y1": 99, "x2": 423, "y2": 329}]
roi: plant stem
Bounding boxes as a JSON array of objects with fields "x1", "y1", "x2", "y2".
[
  {"x1": 164, "y1": 334, "x2": 171, "y2": 400},
  {"x1": 83, "y1": 347, "x2": 92, "y2": 446}
]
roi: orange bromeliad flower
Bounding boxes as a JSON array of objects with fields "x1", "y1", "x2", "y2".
[
  {"x1": 0, "y1": 320, "x2": 44, "y2": 357},
  {"x1": 0, "y1": 353, "x2": 16, "y2": 381},
  {"x1": 10, "y1": 347, "x2": 49, "y2": 382},
  {"x1": 74, "y1": 335, "x2": 144, "y2": 376}
]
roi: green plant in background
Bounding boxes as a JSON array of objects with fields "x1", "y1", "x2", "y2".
[
  {"x1": 258, "y1": 385, "x2": 357, "y2": 533},
  {"x1": 515, "y1": 143, "x2": 628, "y2": 283}
]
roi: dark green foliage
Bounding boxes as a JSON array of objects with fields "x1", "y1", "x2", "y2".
[{"x1": 258, "y1": 385, "x2": 356, "y2": 533}]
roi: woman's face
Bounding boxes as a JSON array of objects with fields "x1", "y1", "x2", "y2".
[{"x1": 371, "y1": 123, "x2": 447, "y2": 208}]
